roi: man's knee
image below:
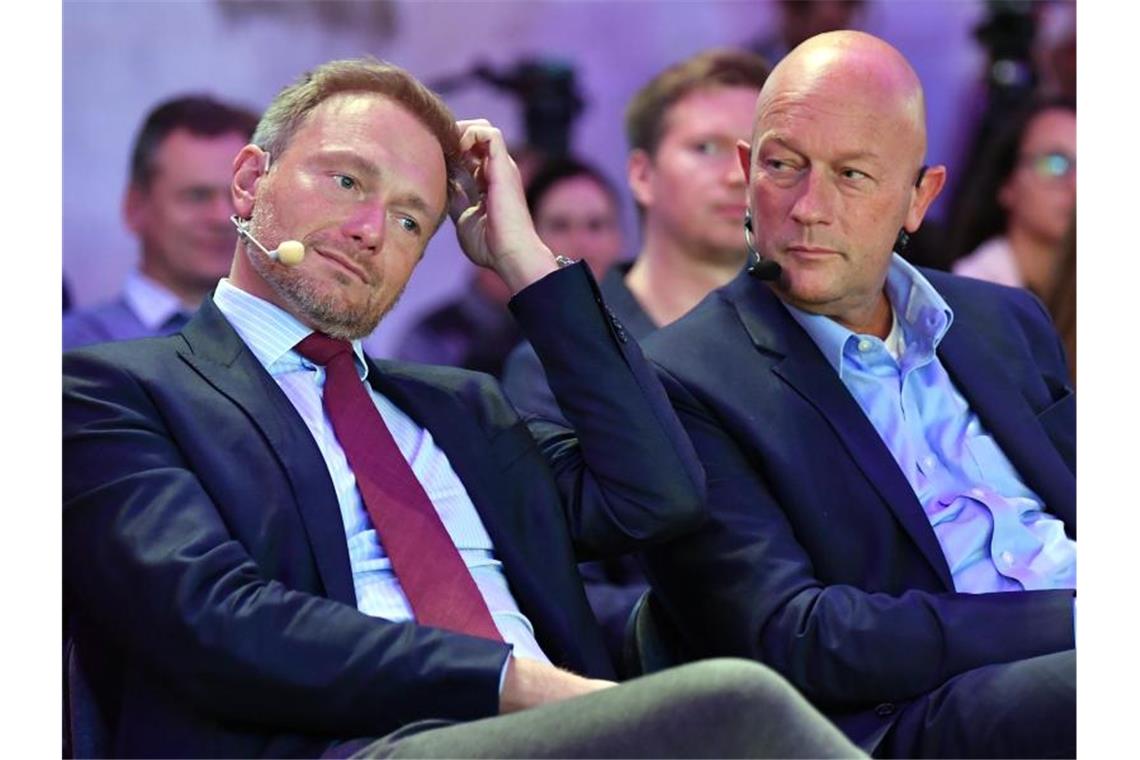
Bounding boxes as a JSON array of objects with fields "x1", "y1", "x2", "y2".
[{"x1": 656, "y1": 658, "x2": 809, "y2": 719}]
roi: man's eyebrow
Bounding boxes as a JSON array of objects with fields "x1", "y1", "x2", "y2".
[
  {"x1": 313, "y1": 148, "x2": 380, "y2": 177},
  {"x1": 758, "y1": 137, "x2": 881, "y2": 164}
]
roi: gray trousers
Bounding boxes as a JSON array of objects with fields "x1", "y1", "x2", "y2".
[{"x1": 355, "y1": 658, "x2": 865, "y2": 758}]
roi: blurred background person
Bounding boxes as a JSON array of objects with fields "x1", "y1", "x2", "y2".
[
  {"x1": 391, "y1": 245, "x2": 522, "y2": 377},
  {"x1": 63, "y1": 95, "x2": 259, "y2": 349},
  {"x1": 949, "y1": 97, "x2": 1075, "y2": 296},
  {"x1": 526, "y1": 158, "x2": 625, "y2": 282},
  {"x1": 504, "y1": 48, "x2": 770, "y2": 672}
]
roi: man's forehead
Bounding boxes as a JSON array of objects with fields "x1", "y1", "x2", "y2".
[
  {"x1": 753, "y1": 72, "x2": 923, "y2": 160},
  {"x1": 755, "y1": 35, "x2": 926, "y2": 142},
  {"x1": 151, "y1": 129, "x2": 247, "y2": 184},
  {"x1": 292, "y1": 91, "x2": 448, "y2": 208},
  {"x1": 663, "y1": 85, "x2": 759, "y2": 134}
]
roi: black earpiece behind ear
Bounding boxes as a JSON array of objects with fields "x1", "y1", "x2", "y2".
[
  {"x1": 894, "y1": 228, "x2": 910, "y2": 254},
  {"x1": 744, "y1": 210, "x2": 781, "y2": 281}
]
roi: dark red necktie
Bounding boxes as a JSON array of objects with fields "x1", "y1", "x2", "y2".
[{"x1": 294, "y1": 332, "x2": 503, "y2": 641}]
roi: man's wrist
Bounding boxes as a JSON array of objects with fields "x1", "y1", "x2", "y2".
[{"x1": 494, "y1": 241, "x2": 561, "y2": 294}]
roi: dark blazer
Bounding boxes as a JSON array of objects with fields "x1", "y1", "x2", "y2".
[
  {"x1": 63, "y1": 265, "x2": 704, "y2": 758},
  {"x1": 640, "y1": 267, "x2": 1076, "y2": 745},
  {"x1": 502, "y1": 262, "x2": 657, "y2": 667}
]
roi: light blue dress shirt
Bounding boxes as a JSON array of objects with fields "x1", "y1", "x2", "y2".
[
  {"x1": 212, "y1": 278, "x2": 550, "y2": 666},
  {"x1": 784, "y1": 255, "x2": 1076, "y2": 594}
]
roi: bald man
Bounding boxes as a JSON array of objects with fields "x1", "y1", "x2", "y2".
[{"x1": 639, "y1": 31, "x2": 1075, "y2": 758}]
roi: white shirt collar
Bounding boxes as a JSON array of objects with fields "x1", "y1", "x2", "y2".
[
  {"x1": 212, "y1": 278, "x2": 369, "y2": 380},
  {"x1": 123, "y1": 270, "x2": 188, "y2": 329}
]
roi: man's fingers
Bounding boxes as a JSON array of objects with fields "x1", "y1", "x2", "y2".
[{"x1": 457, "y1": 122, "x2": 502, "y2": 156}]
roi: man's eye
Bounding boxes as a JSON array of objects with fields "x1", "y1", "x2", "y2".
[
  {"x1": 183, "y1": 187, "x2": 215, "y2": 203},
  {"x1": 764, "y1": 158, "x2": 795, "y2": 172},
  {"x1": 695, "y1": 141, "x2": 721, "y2": 155},
  {"x1": 398, "y1": 216, "x2": 421, "y2": 235},
  {"x1": 840, "y1": 168, "x2": 870, "y2": 181},
  {"x1": 334, "y1": 174, "x2": 357, "y2": 190}
]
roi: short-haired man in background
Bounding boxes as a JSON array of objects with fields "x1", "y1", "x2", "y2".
[
  {"x1": 503, "y1": 48, "x2": 770, "y2": 669},
  {"x1": 63, "y1": 95, "x2": 259, "y2": 348},
  {"x1": 641, "y1": 31, "x2": 1075, "y2": 757}
]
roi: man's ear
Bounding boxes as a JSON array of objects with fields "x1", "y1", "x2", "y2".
[
  {"x1": 123, "y1": 184, "x2": 147, "y2": 236},
  {"x1": 737, "y1": 139, "x2": 753, "y2": 184},
  {"x1": 626, "y1": 149, "x2": 655, "y2": 209},
  {"x1": 232, "y1": 144, "x2": 268, "y2": 219},
  {"x1": 904, "y1": 164, "x2": 947, "y2": 232}
]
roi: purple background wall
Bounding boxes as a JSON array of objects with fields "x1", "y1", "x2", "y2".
[{"x1": 63, "y1": 0, "x2": 986, "y2": 356}]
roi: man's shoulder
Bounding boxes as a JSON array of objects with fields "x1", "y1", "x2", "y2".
[
  {"x1": 62, "y1": 297, "x2": 142, "y2": 349},
  {"x1": 923, "y1": 267, "x2": 1052, "y2": 331},
  {"x1": 641, "y1": 274, "x2": 761, "y2": 372},
  {"x1": 64, "y1": 332, "x2": 187, "y2": 378}
]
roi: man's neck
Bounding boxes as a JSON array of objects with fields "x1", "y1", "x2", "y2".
[
  {"x1": 624, "y1": 231, "x2": 743, "y2": 328},
  {"x1": 1006, "y1": 226, "x2": 1060, "y2": 296}
]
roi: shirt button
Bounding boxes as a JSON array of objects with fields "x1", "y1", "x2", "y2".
[
  {"x1": 970, "y1": 487, "x2": 985, "y2": 499},
  {"x1": 923, "y1": 456, "x2": 936, "y2": 470},
  {"x1": 1001, "y1": 551, "x2": 1015, "y2": 566},
  {"x1": 857, "y1": 339, "x2": 873, "y2": 352}
]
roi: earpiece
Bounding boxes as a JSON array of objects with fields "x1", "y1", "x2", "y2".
[{"x1": 744, "y1": 211, "x2": 781, "y2": 281}]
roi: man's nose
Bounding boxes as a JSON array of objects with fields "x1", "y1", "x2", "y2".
[
  {"x1": 789, "y1": 169, "x2": 834, "y2": 226},
  {"x1": 344, "y1": 201, "x2": 386, "y2": 252}
]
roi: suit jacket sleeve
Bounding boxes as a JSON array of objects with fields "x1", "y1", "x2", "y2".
[
  {"x1": 63, "y1": 348, "x2": 510, "y2": 738},
  {"x1": 643, "y1": 362, "x2": 1075, "y2": 708},
  {"x1": 501, "y1": 340, "x2": 570, "y2": 427},
  {"x1": 508, "y1": 263, "x2": 706, "y2": 559}
]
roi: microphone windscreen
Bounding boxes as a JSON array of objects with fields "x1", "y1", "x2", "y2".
[
  {"x1": 276, "y1": 241, "x2": 305, "y2": 266},
  {"x1": 748, "y1": 258, "x2": 782, "y2": 282}
]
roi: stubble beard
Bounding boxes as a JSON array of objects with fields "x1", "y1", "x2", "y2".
[{"x1": 246, "y1": 203, "x2": 400, "y2": 340}]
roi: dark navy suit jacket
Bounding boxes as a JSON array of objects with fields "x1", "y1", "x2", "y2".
[
  {"x1": 502, "y1": 263, "x2": 657, "y2": 668},
  {"x1": 63, "y1": 265, "x2": 704, "y2": 758},
  {"x1": 640, "y1": 267, "x2": 1076, "y2": 746}
]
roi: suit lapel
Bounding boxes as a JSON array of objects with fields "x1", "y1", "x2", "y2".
[
  {"x1": 176, "y1": 300, "x2": 357, "y2": 605},
  {"x1": 730, "y1": 281, "x2": 955, "y2": 589}
]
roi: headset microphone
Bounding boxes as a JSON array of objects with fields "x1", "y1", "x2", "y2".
[
  {"x1": 744, "y1": 211, "x2": 781, "y2": 281},
  {"x1": 231, "y1": 215, "x2": 306, "y2": 266}
]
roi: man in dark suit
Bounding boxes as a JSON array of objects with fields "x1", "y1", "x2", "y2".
[
  {"x1": 63, "y1": 58, "x2": 862, "y2": 758},
  {"x1": 639, "y1": 32, "x2": 1076, "y2": 758},
  {"x1": 64, "y1": 95, "x2": 259, "y2": 349}
]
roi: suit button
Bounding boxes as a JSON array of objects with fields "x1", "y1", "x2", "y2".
[{"x1": 874, "y1": 703, "x2": 896, "y2": 717}]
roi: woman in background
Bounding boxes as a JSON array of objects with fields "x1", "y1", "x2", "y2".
[{"x1": 950, "y1": 97, "x2": 1076, "y2": 298}]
